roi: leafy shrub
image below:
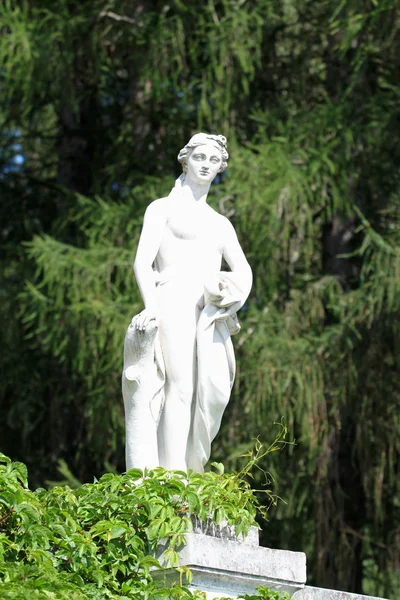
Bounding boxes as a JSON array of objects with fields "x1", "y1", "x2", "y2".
[{"x1": 0, "y1": 443, "x2": 289, "y2": 599}]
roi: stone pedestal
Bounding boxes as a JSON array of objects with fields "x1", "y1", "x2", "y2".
[
  {"x1": 153, "y1": 523, "x2": 307, "y2": 598},
  {"x1": 293, "y1": 587, "x2": 388, "y2": 600},
  {"x1": 153, "y1": 519, "x2": 388, "y2": 600}
]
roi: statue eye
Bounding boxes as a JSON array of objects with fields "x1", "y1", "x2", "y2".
[
  {"x1": 210, "y1": 156, "x2": 221, "y2": 163},
  {"x1": 193, "y1": 153, "x2": 206, "y2": 161}
]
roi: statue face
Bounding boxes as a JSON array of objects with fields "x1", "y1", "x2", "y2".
[{"x1": 186, "y1": 144, "x2": 222, "y2": 185}]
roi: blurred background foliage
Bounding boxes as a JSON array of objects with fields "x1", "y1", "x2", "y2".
[{"x1": 0, "y1": 0, "x2": 399, "y2": 597}]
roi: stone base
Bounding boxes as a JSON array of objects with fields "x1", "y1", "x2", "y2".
[
  {"x1": 153, "y1": 522, "x2": 388, "y2": 600},
  {"x1": 293, "y1": 586, "x2": 388, "y2": 600},
  {"x1": 154, "y1": 525, "x2": 307, "y2": 598}
]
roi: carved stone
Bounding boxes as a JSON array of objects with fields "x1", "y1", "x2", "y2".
[
  {"x1": 153, "y1": 525, "x2": 387, "y2": 600},
  {"x1": 154, "y1": 524, "x2": 307, "y2": 598},
  {"x1": 122, "y1": 133, "x2": 252, "y2": 473}
]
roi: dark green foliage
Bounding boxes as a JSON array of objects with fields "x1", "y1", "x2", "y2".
[{"x1": 0, "y1": 0, "x2": 399, "y2": 597}]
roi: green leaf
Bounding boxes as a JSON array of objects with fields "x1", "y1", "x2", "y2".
[
  {"x1": 110, "y1": 526, "x2": 126, "y2": 539},
  {"x1": 125, "y1": 468, "x2": 143, "y2": 481}
]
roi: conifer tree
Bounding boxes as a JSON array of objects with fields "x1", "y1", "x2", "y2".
[{"x1": 0, "y1": 1, "x2": 399, "y2": 596}]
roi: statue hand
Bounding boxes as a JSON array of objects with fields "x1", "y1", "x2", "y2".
[
  {"x1": 204, "y1": 275, "x2": 243, "y2": 314},
  {"x1": 134, "y1": 307, "x2": 160, "y2": 332},
  {"x1": 204, "y1": 278, "x2": 230, "y2": 306},
  {"x1": 215, "y1": 300, "x2": 242, "y2": 319}
]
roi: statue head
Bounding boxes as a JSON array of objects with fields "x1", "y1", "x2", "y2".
[{"x1": 177, "y1": 133, "x2": 229, "y2": 174}]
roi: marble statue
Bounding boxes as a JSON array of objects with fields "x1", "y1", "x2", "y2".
[{"x1": 122, "y1": 133, "x2": 252, "y2": 473}]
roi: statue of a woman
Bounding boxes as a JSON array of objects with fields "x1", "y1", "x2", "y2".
[{"x1": 122, "y1": 133, "x2": 252, "y2": 473}]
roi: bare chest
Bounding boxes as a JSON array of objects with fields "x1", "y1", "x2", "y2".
[{"x1": 166, "y1": 205, "x2": 220, "y2": 243}]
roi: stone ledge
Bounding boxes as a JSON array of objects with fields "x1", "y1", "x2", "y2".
[
  {"x1": 153, "y1": 531, "x2": 389, "y2": 600},
  {"x1": 155, "y1": 532, "x2": 307, "y2": 597},
  {"x1": 293, "y1": 586, "x2": 388, "y2": 600},
  {"x1": 154, "y1": 565, "x2": 304, "y2": 598}
]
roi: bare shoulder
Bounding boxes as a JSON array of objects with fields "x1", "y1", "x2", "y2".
[
  {"x1": 146, "y1": 196, "x2": 168, "y2": 213},
  {"x1": 216, "y1": 212, "x2": 237, "y2": 240},
  {"x1": 206, "y1": 206, "x2": 232, "y2": 227},
  {"x1": 144, "y1": 197, "x2": 170, "y2": 220}
]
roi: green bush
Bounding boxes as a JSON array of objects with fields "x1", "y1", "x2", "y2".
[{"x1": 0, "y1": 450, "x2": 290, "y2": 599}]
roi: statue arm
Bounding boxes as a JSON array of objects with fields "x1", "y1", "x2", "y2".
[
  {"x1": 133, "y1": 199, "x2": 167, "y2": 324},
  {"x1": 221, "y1": 217, "x2": 252, "y2": 312}
]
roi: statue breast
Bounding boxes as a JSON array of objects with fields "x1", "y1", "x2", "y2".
[{"x1": 167, "y1": 210, "x2": 208, "y2": 241}]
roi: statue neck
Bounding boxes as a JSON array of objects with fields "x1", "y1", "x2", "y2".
[{"x1": 180, "y1": 179, "x2": 211, "y2": 204}]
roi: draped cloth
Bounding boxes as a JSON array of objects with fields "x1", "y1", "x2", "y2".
[
  {"x1": 122, "y1": 270, "x2": 248, "y2": 473},
  {"x1": 185, "y1": 272, "x2": 244, "y2": 472}
]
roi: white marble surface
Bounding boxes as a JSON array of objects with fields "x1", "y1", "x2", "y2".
[
  {"x1": 153, "y1": 531, "x2": 388, "y2": 600},
  {"x1": 123, "y1": 133, "x2": 252, "y2": 472},
  {"x1": 152, "y1": 522, "x2": 388, "y2": 600},
  {"x1": 293, "y1": 587, "x2": 388, "y2": 600},
  {"x1": 154, "y1": 530, "x2": 306, "y2": 597}
]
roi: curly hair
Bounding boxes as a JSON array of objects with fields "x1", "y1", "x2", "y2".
[{"x1": 177, "y1": 132, "x2": 229, "y2": 174}]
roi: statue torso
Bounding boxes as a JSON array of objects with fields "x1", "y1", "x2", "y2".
[{"x1": 155, "y1": 196, "x2": 225, "y2": 277}]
